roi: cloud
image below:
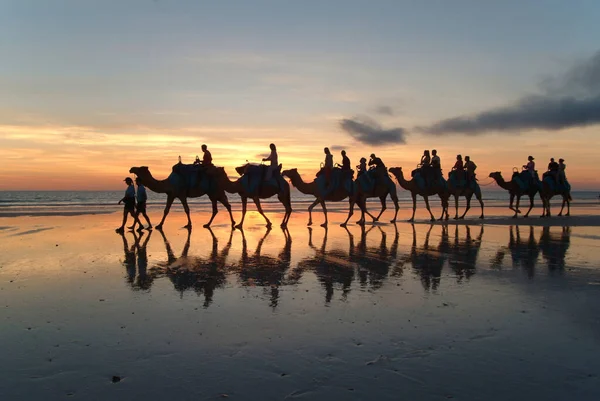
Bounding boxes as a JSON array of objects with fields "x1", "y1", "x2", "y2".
[
  {"x1": 339, "y1": 117, "x2": 407, "y2": 145},
  {"x1": 418, "y1": 50, "x2": 600, "y2": 135},
  {"x1": 374, "y1": 105, "x2": 395, "y2": 116}
]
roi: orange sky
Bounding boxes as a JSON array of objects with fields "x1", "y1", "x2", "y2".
[{"x1": 0, "y1": 123, "x2": 598, "y2": 191}]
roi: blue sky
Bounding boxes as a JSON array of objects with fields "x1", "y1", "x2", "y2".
[{"x1": 1, "y1": 0, "x2": 600, "y2": 189}]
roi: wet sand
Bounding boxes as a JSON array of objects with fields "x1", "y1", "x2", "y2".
[{"x1": 1, "y1": 207, "x2": 600, "y2": 400}]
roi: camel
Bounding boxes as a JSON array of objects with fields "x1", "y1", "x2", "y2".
[
  {"x1": 446, "y1": 173, "x2": 485, "y2": 219},
  {"x1": 341, "y1": 171, "x2": 400, "y2": 226},
  {"x1": 130, "y1": 166, "x2": 235, "y2": 229},
  {"x1": 211, "y1": 165, "x2": 292, "y2": 229},
  {"x1": 539, "y1": 178, "x2": 572, "y2": 217},
  {"x1": 282, "y1": 168, "x2": 376, "y2": 227},
  {"x1": 388, "y1": 167, "x2": 449, "y2": 222},
  {"x1": 488, "y1": 172, "x2": 541, "y2": 218}
]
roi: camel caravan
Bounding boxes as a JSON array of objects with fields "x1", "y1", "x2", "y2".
[{"x1": 118, "y1": 145, "x2": 572, "y2": 232}]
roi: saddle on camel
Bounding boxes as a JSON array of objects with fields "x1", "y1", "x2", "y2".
[
  {"x1": 315, "y1": 166, "x2": 354, "y2": 197},
  {"x1": 235, "y1": 163, "x2": 287, "y2": 195},
  {"x1": 171, "y1": 157, "x2": 218, "y2": 194}
]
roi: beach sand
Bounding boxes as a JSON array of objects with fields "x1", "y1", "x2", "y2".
[{"x1": 1, "y1": 205, "x2": 600, "y2": 400}]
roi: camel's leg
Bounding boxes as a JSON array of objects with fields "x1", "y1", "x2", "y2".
[
  {"x1": 424, "y1": 196, "x2": 435, "y2": 221},
  {"x1": 524, "y1": 195, "x2": 534, "y2": 217},
  {"x1": 453, "y1": 195, "x2": 459, "y2": 219},
  {"x1": 373, "y1": 196, "x2": 387, "y2": 222},
  {"x1": 513, "y1": 196, "x2": 520, "y2": 218},
  {"x1": 546, "y1": 197, "x2": 552, "y2": 217},
  {"x1": 235, "y1": 196, "x2": 248, "y2": 230},
  {"x1": 341, "y1": 199, "x2": 355, "y2": 227},
  {"x1": 156, "y1": 195, "x2": 175, "y2": 230},
  {"x1": 277, "y1": 192, "x2": 292, "y2": 228},
  {"x1": 307, "y1": 199, "x2": 319, "y2": 226},
  {"x1": 253, "y1": 197, "x2": 272, "y2": 228},
  {"x1": 478, "y1": 194, "x2": 484, "y2": 219},
  {"x1": 558, "y1": 196, "x2": 567, "y2": 217},
  {"x1": 508, "y1": 193, "x2": 517, "y2": 213},
  {"x1": 204, "y1": 199, "x2": 219, "y2": 228},
  {"x1": 566, "y1": 196, "x2": 570, "y2": 216},
  {"x1": 219, "y1": 195, "x2": 236, "y2": 228},
  {"x1": 320, "y1": 200, "x2": 328, "y2": 227},
  {"x1": 356, "y1": 198, "x2": 367, "y2": 225},
  {"x1": 460, "y1": 195, "x2": 472, "y2": 219},
  {"x1": 408, "y1": 193, "x2": 417, "y2": 222},
  {"x1": 180, "y1": 197, "x2": 192, "y2": 229},
  {"x1": 390, "y1": 193, "x2": 399, "y2": 223}
]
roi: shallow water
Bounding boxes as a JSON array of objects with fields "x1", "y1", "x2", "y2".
[{"x1": 1, "y1": 212, "x2": 600, "y2": 400}]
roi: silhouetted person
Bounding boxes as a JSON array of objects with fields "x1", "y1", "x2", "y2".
[
  {"x1": 546, "y1": 158, "x2": 559, "y2": 184},
  {"x1": 357, "y1": 157, "x2": 367, "y2": 177},
  {"x1": 420, "y1": 150, "x2": 431, "y2": 185},
  {"x1": 341, "y1": 150, "x2": 351, "y2": 172},
  {"x1": 323, "y1": 147, "x2": 333, "y2": 183},
  {"x1": 451, "y1": 154, "x2": 464, "y2": 182},
  {"x1": 464, "y1": 155, "x2": 477, "y2": 185},
  {"x1": 368, "y1": 153, "x2": 386, "y2": 183},
  {"x1": 129, "y1": 177, "x2": 152, "y2": 231},
  {"x1": 523, "y1": 155, "x2": 536, "y2": 183},
  {"x1": 116, "y1": 177, "x2": 142, "y2": 233},
  {"x1": 262, "y1": 143, "x2": 279, "y2": 182},
  {"x1": 431, "y1": 149, "x2": 441, "y2": 181},
  {"x1": 132, "y1": 230, "x2": 153, "y2": 290},
  {"x1": 558, "y1": 158, "x2": 567, "y2": 185},
  {"x1": 201, "y1": 144, "x2": 213, "y2": 167}
]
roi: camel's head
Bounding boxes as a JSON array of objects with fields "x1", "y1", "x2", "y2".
[
  {"x1": 388, "y1": 167, "x2": 402, "y2": 176},
  {"x1": 281, "y1": 168, "x2": 298, "y2": 178},
  {"x1": 129, "y1": 166, "x2": 149, "y2": 176},
  {"x1": 489, "y1": 171, "x2": 501, "y2": 179},
  {"x1": 235, "y1": 164, "x2": 248, "y2": 176}
]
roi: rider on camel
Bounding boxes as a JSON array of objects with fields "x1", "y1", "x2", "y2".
[
  {"x1": 547, "y1": 158, "x2": 559, "y2": 184},
  {"x1": 420, "y1": 150, "x2": 431, "y2": 184},
  {"x1": 464, "y1": 155, "x2": 477, "y2": 185},
  {"x1": 262, "y1": 143, "x2": 279, "y2": 182},
  {"x1": 451, "y1": 154, "x2": 464, "y2": 182},
  {"x1": 431, "y1": 149, "x2": 441, "y2": 182}
]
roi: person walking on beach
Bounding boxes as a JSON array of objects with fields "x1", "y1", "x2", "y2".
[
  {"x1": 129, "y1": 177, "x2": 152, "y2": 231},
  {"x1": 116, "y1": 177, "x2": 141, "y2": 233}
]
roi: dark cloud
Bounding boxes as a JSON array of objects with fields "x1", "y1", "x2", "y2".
[
  {"x1": 329, "y1": 145, "x2": 346, "y2": 151},
  {"x1": 339, "y1": 117, "x2": 407, "y2": 145},
  {"x1": 374, "y1": 105, "x2": 395, "y2": 116},
  {"x1": 419, "y1": 50, "x2": 600, "y2": 135},
  {"x1": 419, "y1": 94, "x2": 600, "y2": 135}
]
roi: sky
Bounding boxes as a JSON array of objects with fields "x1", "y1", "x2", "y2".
[{"x1": 1, "y1": 0, "x2": 599, "y2": 190}]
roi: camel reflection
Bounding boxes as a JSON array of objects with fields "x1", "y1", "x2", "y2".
[
  {"x1": 491, "y1": 225, "x2": 571, "y2": 276},
  {"x1": 404, "y1": 224, "x2": 484, "y2": 291},
  {"x1": 539, "y1": 226, "x2": 571, "y2": 272},
  {"x1": 296, "y1": 224, "x2": 400, "y2": 303},
  {"x1": 234, "y1": 228, "x2": 294, "y2": 308},
  {"x1": 355, "y1": 225, "x2": 400, "y2": 290},
  {"x1": 491, "y1": 225, "x2": 540, "y2": 278},
  {"x1": 449, "y1": 225, "x2": 483, "y2": 283},
  {"x1": 405, "y1": 224, "x2": 446, "y2": 291},
  {"x1": 119, "y1": 230, "x2": 153, "y2": 290},
  {"x1": 154, "y1": 228, "x2": 232, "y2": 307}
]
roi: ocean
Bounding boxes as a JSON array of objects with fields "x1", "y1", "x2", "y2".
[{"x1": 0, "y1": 189, "x2": 598, "y2": 217}]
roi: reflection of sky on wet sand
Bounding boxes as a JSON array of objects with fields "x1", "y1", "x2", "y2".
[{"x1": 1, "y1": 213, "x2": 600, "y2": 400}]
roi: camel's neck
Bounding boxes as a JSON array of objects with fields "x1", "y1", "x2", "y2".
[
  {"x1": 393, "y1": 171, "x2": 412, "y2": 191},
  {"x1": 219, "y1": 172, "x2": 240, "y2": 193},
  {"x1": 492, "y1": 175, "x2": 512, "y2": 191},
  {"x1": 139, "y1": 171, "x2": 169, "y2": 193},
  {"x1": 288, "y1": 173, "x2": 315, "y2": 195}
]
